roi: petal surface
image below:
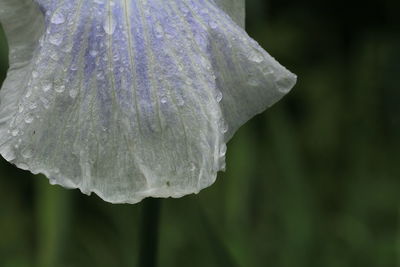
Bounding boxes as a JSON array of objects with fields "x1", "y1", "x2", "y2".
[
  {"x1": 214, "y1": 0, "x2": 245, "y2": 28},
  {"x1": 0, "y1": 0, "x2": 296, "y2": 204}
]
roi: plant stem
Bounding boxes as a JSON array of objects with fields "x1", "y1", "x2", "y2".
[
  {"x1": 36, "y1": 175, "x2": 71, "y2": 267},
  {"x1": 138, "y1": 198, "x2": 161, "y2": 267}
]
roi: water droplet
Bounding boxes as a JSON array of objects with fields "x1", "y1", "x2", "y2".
[
  {"x1": 50, "y1": 50, "x2": 60, "y2": 61},
  {"x1": 49, "y1": 177, "x2": 57, "y2": 185},
  {"x1": 40, "y1": 97, "x2": 50, "y2": 109},
  {"x1": 11, "y1": 129, "x2": 19, "y2": 137},
  {"x1": 25, "y1": 88, "x2": 32, "y2": 98},
  {"x1": 215, "y1": 90, "x2": 223, "y2": 102},
  {"x1": 103, "y1": 16, "x2": 116, "y2": 35},
  {"x1": 219, "y1": 119, "x2": 228, "y2": 134},
  {"x1": 24, "y1": 114, "x2": 34, "y2": 124},
  {"x1": 276, "y1": 76, "x2": 296, "y2": 94},
  {"x1": 69, "y1": 89, "x2": 78, "y2": 98},
  {"x1": 51, "y1": 11, "x2": 65, "y2": 24},
  {"x1": 209, "y1": 21, "x2": 218, "y2": 29},
  {"x1": 249, "y1": 50, "x2": 264, "y2": 63},
  {"x1": 18, "y1": 163, "x2": 29, "y2": 170},
  {"x1": 221, "y1": 123, "x2": 228, "y2": 134},
  {"x1": 49, "y1": 33, "x2": 63, "y2": 46},
  {"x1": 220, "y1": 161, "x2": 226, "y2": 171},
  {"x1": 219, "y1": 144, "x2": 227, "y2": 157},
  {"x1": 248, "y1": 77, "x2": 260, "y2": 86},
  {"x1": 29, "y1": 102, "x2": 37, "y2": 110},
  {"x1": 190, "y1": 162, "x2": 196, "y2": 172},
  {"x1": 155, "y1": 23, "x2": 164, "y2": 38},
  {"x1": 200, "y1": 56, "x2": 211, "y2": 70},
  {"x1": 160, "y1": 96, "x2": 168, "y2": 104},
  {"x1": 96, "y1": 73, "x2": 105, "y2": 80},
  {"x1": 55, "y1": 85, "x2": 65, "y2": 93},
  {"x1": 22, "y1": 147, "x2": 33, "y2": 158},
  {"x1": 90, "y1": 50, "x2": 98, "y2": 57},
  {"x1": 42, "y1": 81, "x2": 52, "y2": 92},
  {"x1": 177, "y1": 98, "x2": 185, "y2": 106}
]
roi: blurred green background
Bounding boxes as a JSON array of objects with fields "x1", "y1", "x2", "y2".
[{"x1": 0, "y1": 0, "x2": 399, "y2": 266}]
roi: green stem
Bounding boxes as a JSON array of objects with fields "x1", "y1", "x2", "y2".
[
  {"x1": 36, "y1": 175, "x2": 71, "y2": 267},
  {"x1": 138, "y1": 198, "x2": 161, "y2": 267}
]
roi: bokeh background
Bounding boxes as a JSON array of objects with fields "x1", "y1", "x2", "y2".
[{"x1": 0, "y1": 0, "x2": 399, "y2": 266}]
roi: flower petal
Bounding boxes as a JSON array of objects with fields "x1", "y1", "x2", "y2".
[
  {"x1": 214, "y1": 0, "x2": 245, "y2": 28},
  {"x1": 0, "y1": 0, "x2": 44, "y2": 160},
  {"x1": 0, "y1": 0, "x2": 296, "y2": 204}
]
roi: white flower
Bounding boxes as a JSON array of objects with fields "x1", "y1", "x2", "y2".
[{"x1": 0, "y1": 0, "x2": 296, "y2": 203}]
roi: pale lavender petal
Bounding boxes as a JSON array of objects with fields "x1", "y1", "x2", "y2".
[{"x1": 0, "y1": 0, "x2": 296, "y2": 203}]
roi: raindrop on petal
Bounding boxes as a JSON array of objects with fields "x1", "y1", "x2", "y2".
[
  {"x1": 155, "y1": 23, "x2": 164, "y2": 38},
  {"x1": 248, "y1": 50, "x2": 264, "y2": 63},
  {"x1": 24, "y1": 114, "x2": 34, "y2": 124},
  {"x1": 42, "y1": 81, "x2": 52, "y2": 92},
  {"x1": 90, "y1": 50, "x2": 98, "y2": 57},
  {"x1": 55, "y1": 85, "x2": 65, "y2": 93},
  {"x1": 22, "y1": 147, "x2": 33, "y2": 158},
  {"x1": 51, "y1": 11, "x2": 65, "y2": 24},
  {"x1": 215, "y1": 90, "x2": 223, "y2": 102},
  {"x1": 103, "y1": 16, "x2": 116, "y2": 35},
  {"x1": 69, "y1": 89, "x2": 78, "y2": 99},
  {"x1": 11, "y1": 129, "x2": 19, "y2": 137},
  {"x1": 160, "y1": 96, "x2": 168, "y2": 104},
  {"x1": 49, "y1": 33, "x2": 63, "y2": 46},
  {"x1": 219, "y1": 144, "x2": 227, "y2": 157}
]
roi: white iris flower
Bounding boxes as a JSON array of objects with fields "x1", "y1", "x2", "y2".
[{"x1": 0, "y1": 0, "x2": 296, "y2": 203}]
